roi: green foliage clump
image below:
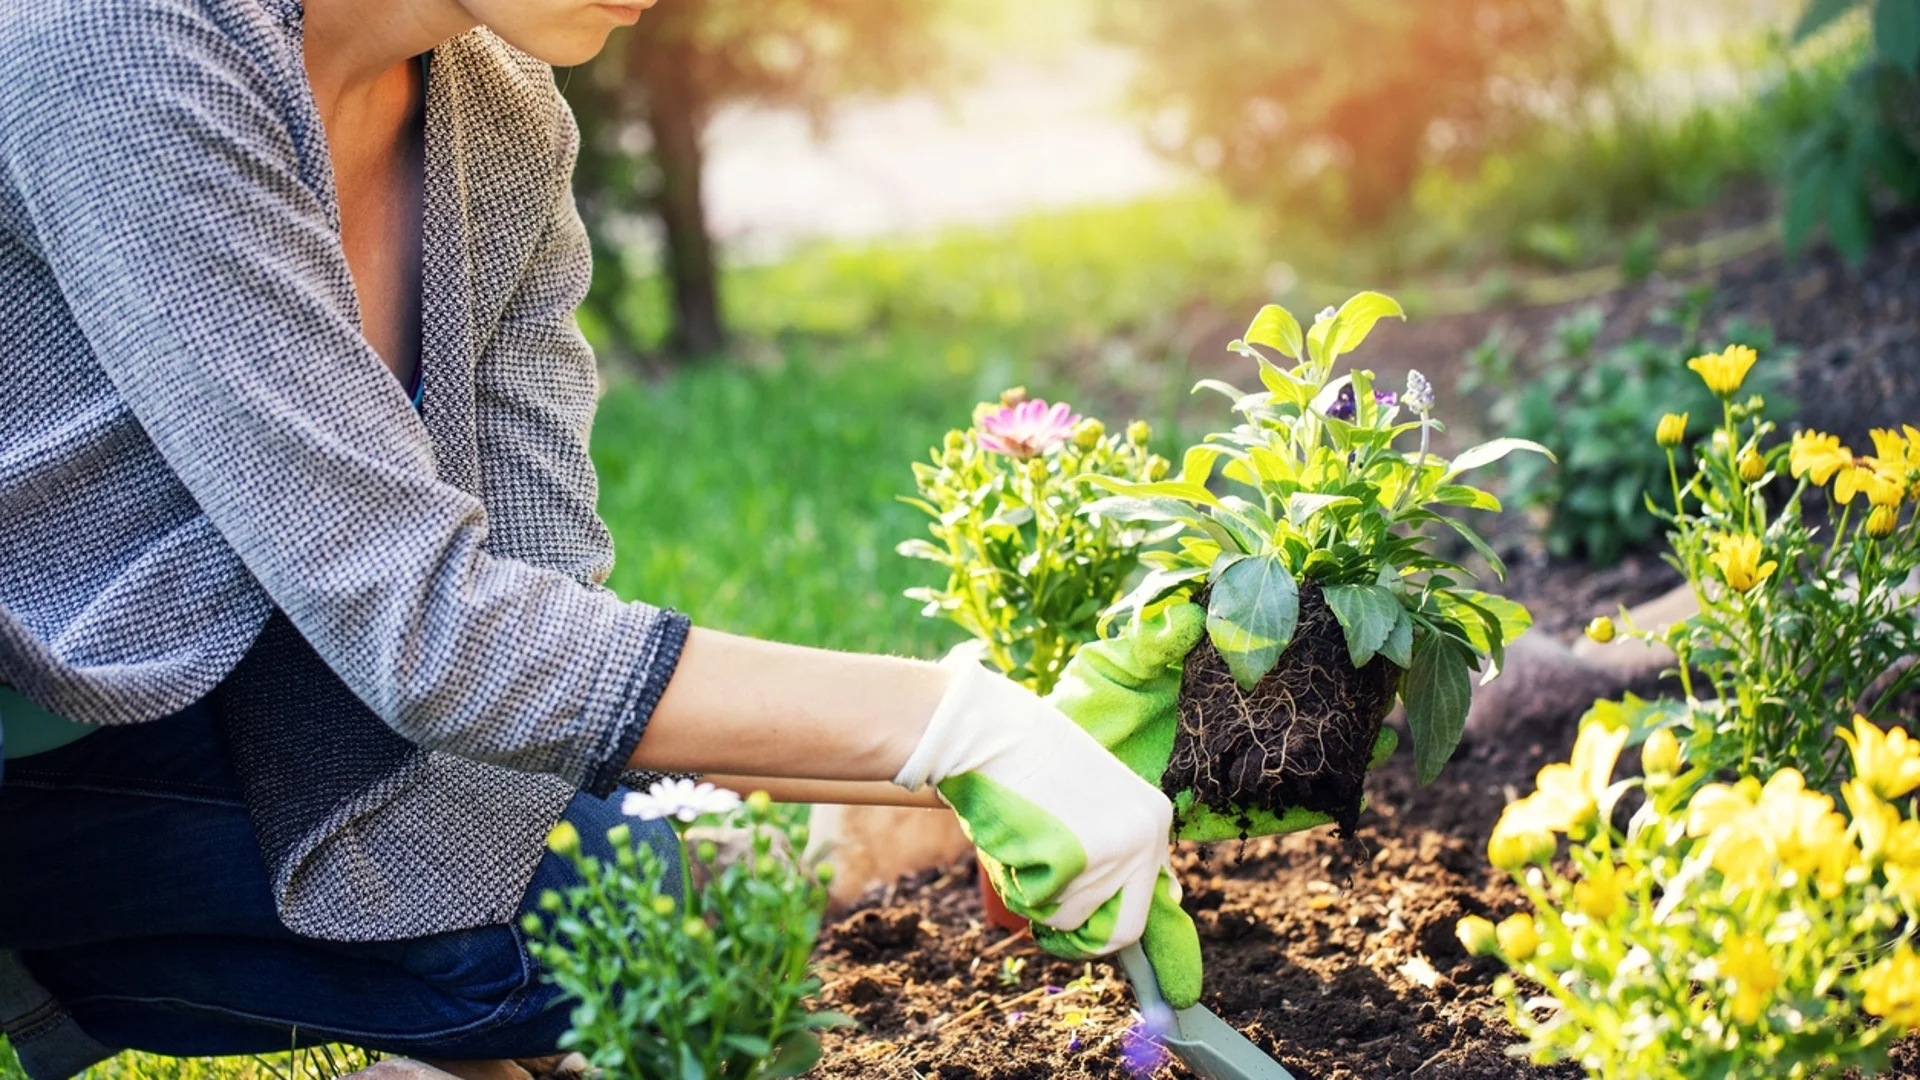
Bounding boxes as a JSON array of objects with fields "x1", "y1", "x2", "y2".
[
  {"x1": 1785, "y1": 0, "x2": 1920, "y2": 260},
  {"x1": 526, "y1": 798, "x2": 849, "y2": 1080},
  {"x1": 898, "y1": 391, "x2": 1168, "y2": 694},
  {"x1": 1094, "y1": 294, "x2": 1541, "y2": 783},
  {"x1": 1466, "y1": 288, "x2": 1791, "y2": 566}
]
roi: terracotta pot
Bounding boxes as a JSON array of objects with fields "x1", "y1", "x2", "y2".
[{"x1": 977, "y1": 854, "x2": 1027, "y2": 933}]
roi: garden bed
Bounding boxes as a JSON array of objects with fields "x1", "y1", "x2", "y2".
[{"x1": 808, "y1": 213, "x2": 1920, "y2": 1079}]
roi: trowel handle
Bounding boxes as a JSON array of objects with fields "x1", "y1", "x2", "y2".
[{"x1": 1118, "y1": 942, "x2": 1169, "y2": 1010}]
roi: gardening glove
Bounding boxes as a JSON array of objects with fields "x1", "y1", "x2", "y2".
[
  {"x1": 1049, "y1": 602, "x2": 1398, "y2": 843},
  {"x1": 894, "y1": 654, "x2": 1198, "y2": 1003}
]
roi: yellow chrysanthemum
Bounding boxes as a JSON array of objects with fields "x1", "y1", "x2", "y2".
[
  {"x1": 1720, "y1": 932, "x2": 1778, "y2": 1026},
  {"x1": 1455, "y1": 915, "x2": 1499, "y2": 956},
  {"x1": 1872, "y1": 428, "x2": 1910, "y2": 462},
  {"x1": 1870, "y1": 505, "x2": 1901, "y2": 538},
  {"x1": 1835, "y1": 458, "x2": 1907, "y2": 507},
  {"x1": 1488, "y1": 797, "x2": 1558, "y2": 870},
  {"x1": 1709, "y1": 533, "x2": 1777, "y2": 593},
  {"x1": 1863, "y1": 946, "x2": 1920, "y2": 1028},
  {"x1": 1641, "y1": 728, "x2": 1682, "y2": 779},
  {"x1": 1790, "y1": 431, "x2": 1852, "y2": 485},
  {"x1": 1738, "y1": 448, "x2": 1766, "y2": 483},
  {"x1": 1572, "y1": 861, "x2": 1626, "y2": 921},
  {"x1": 1839, "y1": 715, "x2": 1920, "y2": 801},
  {"x1": 1656, "y1": 412, "x2": 1688, "y2": 449},
  {"x1": 1842, "y1": 780, "x2": 1920, "y2": 873},
  {"x1": 1691, "y1": 770, "x2": 1853, "y2": 893},
  {"x1": 1496, "y1": 913, "x2": 1540, "y2": 960},
  {"x1": 1688, "y1": 344, "x2": 1759, "y2": 398},
  {"x1": 1528, "y1": 722, "x2": 1630, "y2": 836}
]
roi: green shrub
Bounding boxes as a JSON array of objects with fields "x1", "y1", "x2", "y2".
[{"x1": 1470, "y1": 288, "x2": 1791, "y2": 565}]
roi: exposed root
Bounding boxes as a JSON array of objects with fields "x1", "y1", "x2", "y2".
[{"x1": 1166, "y1": 585, "x2": 1403, "y2": 835}]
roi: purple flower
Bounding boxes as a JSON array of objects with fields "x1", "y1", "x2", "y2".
[
  {"x1": 1325, "y1": 386, "x2": 1398, "y2": 422},
  {"x1": 978, "y1": 400, "x2": 1082, "y2": 460},
  {"x1": 1120, "y1": 1004, "x2": 1176, "y2": 1076},
  {"x1": 1067, "y1": 1035, "x2": 1083, "y2": 1053}
]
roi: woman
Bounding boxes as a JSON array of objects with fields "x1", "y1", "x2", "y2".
[{"x1": 0, "y1": 0, "x2": 1178, "y2": 1075}]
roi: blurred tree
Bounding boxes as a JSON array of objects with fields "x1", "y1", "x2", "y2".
[
  {"x1": 1098, "y1": 0, "x2": 1618, "y2": 230},
  {"x1": 564, "y1": 2, "x2": 953, "y2": 361}
]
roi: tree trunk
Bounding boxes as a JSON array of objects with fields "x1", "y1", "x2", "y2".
[{"x1": 641, "y1": 46, "x2": 725, "y2": 359}]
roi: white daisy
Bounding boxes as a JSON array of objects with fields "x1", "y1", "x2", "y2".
[{"x1": 622, "y1": 778, "x2": 743, "y2": 823}]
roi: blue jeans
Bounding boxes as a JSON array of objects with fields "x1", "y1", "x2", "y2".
[{"x1": 0, "y1": 703, "x2": 680, "y2": 1078}]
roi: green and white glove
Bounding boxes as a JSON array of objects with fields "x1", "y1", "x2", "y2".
[
  {"x1": 1049, "y1": 602, "x2": 1397, "y2": 843},
  {"x1": 894, "y1": 654, "x2": 1200, "y2": 1005}
]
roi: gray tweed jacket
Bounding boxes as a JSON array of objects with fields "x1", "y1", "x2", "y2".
[{"x1": 0, "y1": 0, "x2": 689, "y2": 940}]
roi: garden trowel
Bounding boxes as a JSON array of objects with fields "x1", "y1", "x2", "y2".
[{"x1": 1118, "y1": 943, "x2": 1298, "y2": 1080}]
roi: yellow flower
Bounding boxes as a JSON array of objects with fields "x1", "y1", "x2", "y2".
[
  {"x1": 1691, "y1": 771, "x2": 1852, "y2": 893},
  {"x1": 1687, "y1": 776, "x2": 1763, "y2": 838},
  {"x1": 1641, "y1": 728, "x2": 1682, "y2": 779},
  {"x1": 1872, "y1": 428, "x2": 1910, "y2": 462},
  {"x1": 1738, "y1": 448, "x2": 1766, "y2": 483},
  {"x1": 1863, "y1": 945, "x2": 1920, "y2": 1028},
  {"x1": 1835, "y1": 458, "x2": 1907, "y2": 507},
  {"x1": 1870, "y1": 504, "x2": 1901, "y2": 538},
  {"x1": 545, "y1": 820, "x2": 582, "y2": 857},
  {"x1": 1656, "y1": 412, "x2": 1688, "y2": 449},
  {"x1": 1709, "y1": 533, "x2": 1777, "y2": 593},
  {"x1": 1790, "y1": 431, "x2": 1852, "y2": 485},
  {"x1": 1496, "y1": 913, "x2": 1540, "y2": 960},
  {"x1": 1720, "y1": 932, "x2": 1778, "y2": 1026},
  {"x1": 1572, "y1": 861, "x2": 1626, "y2": 921},
  {"x1": 1842, "y1": 780, "x2": 1920, "y2": 872},
  {"x1": 1584, "y1": 616, "x2": 1615, "y2": 644},
  {"x1": 1839, "y1": 715, "x2": 1920, "y2": 801},
  {"x1": 1528, "y1": 722, "x2": 1630, "y2": 837},
  {"x1": 1688, "y1": 344, "x2": 1759, "y2": 398},
  {"x1": 1488, "y1": 797, "x2": 1558, "y2": 870},
  {"x1": 1456, "y1": 915, "x2": 1499, "y2": 956}
]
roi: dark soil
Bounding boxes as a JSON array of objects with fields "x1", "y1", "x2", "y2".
[
  {"x1": 1167, "y1": 586, "x2": 1402, "y2": 835},
  {"x1": 805, "y1": 212, "x2": 1920, "y2": 1079}
]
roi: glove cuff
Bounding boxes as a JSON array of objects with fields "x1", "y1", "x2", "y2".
[{"x1": 892, "y1": 654, "x2": 988, "y2": 791}]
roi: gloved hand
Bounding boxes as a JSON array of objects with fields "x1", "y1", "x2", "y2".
[
  {"x1": 893, "y1": 654, "x2": 1197, "y2": 1002},
  {"x1": 1045, "y1": 602, "x2": 1397, "y2": 1007}
]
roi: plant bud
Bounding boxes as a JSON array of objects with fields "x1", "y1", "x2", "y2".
[
  {"x1": 1642, "y1": 728, "x2": 1682, "y2": 779},
  {"x1": 1869, "y1": 504, "x2": 1900, "y2": 539},
  {"x1": 545, "y1": 820, "x2": 581, "y2": 858},
  {"x1": 1071, "y1": 418, "x2": 1105, "y2": 451},
  {"x1": 1738, "y1": 449, "x2": 1765, "y2": 483},
  {"x1": 605, "y1": 823, "x2": 632, "y2": 850},
  {"x1": 683, "y1": 917, "x2": 709, "y2": 939},
  {"x1": 746, "y1": 790, "x2": 773, "y2": 818},
  {"x1": 521, "y1": 913, "x2": 544, "y2": 935},
  {"x1": 1146, "y1": 456, "x2": 1170, "y2": 481},
  {"x1": 539, "y1": 889, "x2": 564, "y2": 913},
  {"x1": 697, "y1": 841, "x2": 719, "y2": 864},
  {"x1": 1496, "y1": 913, "x2": 1540, "y2": 960},
  {"x1": 1127, "y1": 420, "x2": 1152, "y2": 446},
  {"x1": 651, "y1": 895, "x2": 677, "y2": 917},
  {"x1": 817, "y1": 863, "x2": 837, "y2": 885},
  {"x1": 1584, "y1": 616, "x2": 1615, "y2": 644},
  {"x1": 1000, "y1": 386, "x2": 1029, "y2": 407},
  {"x1": 792, "y1": 824, "x2": 809, "y2": 848},
  {"x1": 1456, "y1": 915, "x2": 1500, "y2": 956},
  {"x1": 1710, "y1": 429, "x2": 1733, "y2": 457},
  {"x1": 1655, "y1": 412, "x2": 1687, "y2": 449},
  {"x1": 1487, "y1": 803, "x2": 1555, "y2": 870},
  {"x1": 943, "y1": 429, "x2": 967, "y2": 453}
]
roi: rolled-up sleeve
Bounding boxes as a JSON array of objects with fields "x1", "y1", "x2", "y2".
[{"x1": 0, "y1": 0, "x2": 684, "y2": 791}]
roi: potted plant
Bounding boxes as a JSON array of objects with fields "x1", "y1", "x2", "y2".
[
  {"x1": 1086, "y1": 293, "x2": 1546, "y2": 830},
  {"x1": 900, "y1": 389, "x2": 1169, "y2": 928}
]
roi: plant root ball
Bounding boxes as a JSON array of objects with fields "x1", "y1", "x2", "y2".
[{"x1": 1166, "y1": 585, "x2": 1403, "y2": 835}]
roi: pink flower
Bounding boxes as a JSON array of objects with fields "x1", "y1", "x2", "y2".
[{"x1": 977, "y1": 399, "x2": 1082, "y2": 460}]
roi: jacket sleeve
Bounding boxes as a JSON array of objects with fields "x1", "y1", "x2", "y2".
[{"x1": 0, "y1": 0, "x2": 685, "y2": 794}]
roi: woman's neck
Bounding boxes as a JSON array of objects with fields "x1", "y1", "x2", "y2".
[{"x1": 302, "y1": 0, "x2": 474, "y2": 114}]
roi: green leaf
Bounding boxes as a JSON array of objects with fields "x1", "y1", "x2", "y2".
[
  {"x1": 1796, "y1": 0, "x2": 1864, "y2": 39},
  {"x1": 1287, "y1": 492, "x2": 1361, "y2": 527},
  {"x1": 724, "y1": 1034, "x2": 773, "y2": 1058},
  {"x1": 1079, "y1": 495, "x2": 1204, "y2": 525},
  {"x1": 1205, "y1": 554, "x2": 1301, "y2": 690},
  {"x1": 894, "y1": 539, "x2": 949, "y2": 563},
  {"x1": 1877, "y1": 0, "x2": 1920, "y2": 72},
  {"x1": 1192, "y1": 378, "x2": 1249, "y2": 403},
  {"x1": 1438, "y1": 516, "x2": 1508, "y2": 580},
  {"x1": 1381, "y1": 606, "x2": 1415, "y2": 668},
  {"x1": 765, "y1": 1031, "x2": 823, "y2": 1077},
  {"x1": 1183, "y1": 445, "x2": 1224, "y2": 485},
  {"x1": 1404, "y1": 633, "x2": 1473, "y2": 784},
  {"x1": 1243, "y1": 303, "x2": 1304, "y2": 359},
  {"x1": 1432, "y1": 484, "x2": 1502, "y2": 512},
  {"x1": 1323, "y1": 584, "x2": 1401, "y2": 668},
  {"x1": 1441, "y1": 437, "x2": 1554, "y2": 482},
  {"x1": 1100, "y1": 566, "x2": 1209, "y2": 634},
  {"x1": 1456, "y1": 590, "x2": 1533, "y2": 647},
  {"x1": 1327, "y1": 291, "x2": 1406, "y2": 360},
  {"x1": 677, "y1": 1045, "x2": 708, "y2": 1080},
  {"x1": 1256, "y1": 356, "x2": 1316, "y2": 408},
  {"x1": 1083, "y1": 475, "x2": 1223, "y2": 508}
]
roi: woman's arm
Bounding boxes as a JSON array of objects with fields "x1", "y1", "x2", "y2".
[{"x1": 699, "y1": 776, "x2": 946, "y2": 809}]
